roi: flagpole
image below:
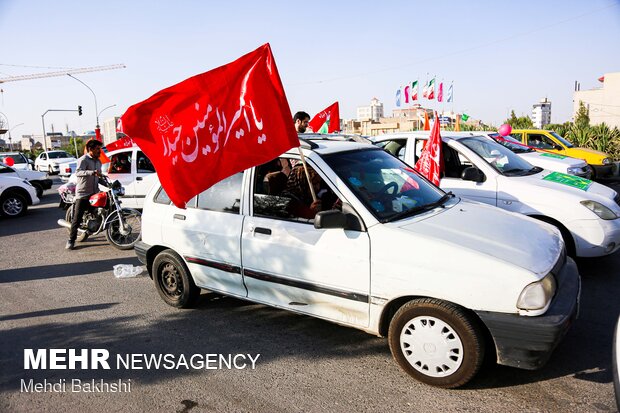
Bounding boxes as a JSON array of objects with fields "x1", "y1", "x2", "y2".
[{"x1": 297, "y1": 146, "x2": 318, "y2": 202}]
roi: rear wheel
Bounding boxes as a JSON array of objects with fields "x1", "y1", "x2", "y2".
[
  {"x1": 1, "y1": 192, "x2": 27, "y2": 218},
  {"x1": 105, "y1": 209, "x2": 142, "y2": 250},
  {"x1": 153, "y1": 250, "x2": 200, "y2": 308},
  {"x1": 388, "y1": 298, "x2": 485, "y2": 388},
  {"x1": 65, "y1": 206, "x2": 89, "y2": 242}
]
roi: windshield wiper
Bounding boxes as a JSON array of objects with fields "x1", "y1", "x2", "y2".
[
  {"x1": 384, "y1": 192, "x2": 454, "y2": 223},
  {"x1": 502, "y1": 168, "x2": 528, "y2": 176}
]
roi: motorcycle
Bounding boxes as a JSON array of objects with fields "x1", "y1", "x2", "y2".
[{"x1": 57, "y1": 175, "x2": 142, "y2": 250}]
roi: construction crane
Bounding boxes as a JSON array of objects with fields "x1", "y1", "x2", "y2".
[{"x1": 0, "y1": 64, "x2": 126, "y2": 83}]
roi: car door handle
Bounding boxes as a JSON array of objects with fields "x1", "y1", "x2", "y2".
[
  {"x1": 173, "y1": 214, "x2": 186, "y2": 221},
  {"x1": 254, "y1": 227, "x2": 271, "y2": 235},
  {"x1": 136, "y1": 177, "x2": 143, "y2": 181}
]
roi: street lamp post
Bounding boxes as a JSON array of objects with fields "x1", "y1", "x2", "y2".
[
  {"x1": 67, "y1": 74, "x2": 101, "y2": 141},
  {"x1": 0, "y1": 111, "x2": 10, "y2": 148},
  {"x1": 8, "y1": 123, "x2": 24, "y2": 151}
]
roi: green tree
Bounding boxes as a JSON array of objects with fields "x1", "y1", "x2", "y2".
[
  {"x1": 504, "y1": 110, "x2": 533, "y2": 129},
  {"x1": 575, "y1": 101, "x2": 590, "y2": 128}
]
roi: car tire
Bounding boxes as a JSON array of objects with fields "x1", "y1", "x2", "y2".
[
  {"x1": 1, "y1": 192, "x2": 28, "y2": 218},
  {"x1": 388, "y1": 298, "x2": 485, "y2": 389},
  {"x1": 152, "y1": 250, "x2": 200, "y2": 309},
  {"x1": 48, "y1": 165, "x2": 54, "y2": 175}
]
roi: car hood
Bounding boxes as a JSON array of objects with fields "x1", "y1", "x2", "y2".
[
  {"x1": 564, "y1": 147, "x2": 609, "y2": 162},
  {"x1": 14, "y1": 169, "x2": 48, "y2": 181},
  {"x1": 519, "y1": 152, "x2": 587, "y2": 168},
  {"x1": 393, "y1": 199, "x2": 562, "y2": 275}
]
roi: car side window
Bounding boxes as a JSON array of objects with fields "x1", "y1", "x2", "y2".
[
  {"x1": 509, "y1": 132, "x2": 523, "y2": 142},
  {"x1": 137, "y1": 151, "x2": 156, "y2": 173},
  {"x1": 0, "y1": 165, "x2": 14, "y2": 174},
  {"x1": 253, "y1": 157, "x2": 339, "y2": 224},
  {"x1": 527, "y1": 133, "x2": 555, "y2": 150},
  {"x1": 196, "y1": 173, "x2": 242, "y2": 214},
  {"x1": 443, "y1": 144, "x2": 477, "y2": 179},
  {"x1": 377, "y1": 139, "x2": 407, "y2": 161},
  {"x1": 108, "y1": 152, "x2": 132, "y2": 174},
  {"x1": 154, "y1": 186, "x2": 172, "y2": 205}
]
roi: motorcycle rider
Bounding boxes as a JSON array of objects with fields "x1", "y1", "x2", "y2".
[{"x1": 66, "y1": 140, "x2": 103, "y2": 250}]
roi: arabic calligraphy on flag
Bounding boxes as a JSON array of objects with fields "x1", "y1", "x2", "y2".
[{"x1": 119, "y1": 43, "x2": 299, "y2": 208}]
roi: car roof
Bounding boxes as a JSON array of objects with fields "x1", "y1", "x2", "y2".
[
  {"x1": 372, "y1": 131, "x2": 488, "y2": 142},
  {"x1": 293, "y1": 134, "x2": 377, "y2": 155}
]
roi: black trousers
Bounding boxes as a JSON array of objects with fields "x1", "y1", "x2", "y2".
[{"x1": 69, "y1": 197, "x2": 92, "y2": 242}]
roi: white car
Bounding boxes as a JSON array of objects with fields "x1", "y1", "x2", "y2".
[
  {"x1": 480, "y1": 132, "x2": 591, "y2": 179},
  {"x1": 614, "y1": 315, "x2": 620, "y2": 411},
  {"x1": 0, "y1": 162, "x2": 53, "y2": 198},
  {"x1": 373, "y1": 132, "x2": 620, "y2": 257},
  {"x1": 1, "y1": 152, "x2": 34, "y2": 171},
  {"x1": 136, "y1": 137, "x2": 580, "y2": 388},
  {"x1": 0, "y1": 175, "x2": 40, "y2": 217},
  {"x1": 34, "y1": 151, "x2": 76, "y2": 174}
]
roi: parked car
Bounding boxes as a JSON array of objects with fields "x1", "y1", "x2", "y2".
[
  {"x1": 373, "y1": 132, "x2": 620, "y2": 257},
  {"x1": 136, "y1": 137, "x2": 580, "y2": 388},
  {"x1": 510, "y1": 129, "x2": 613, "y2": 179},
  {"x1": 58, "y1": 160, "x2": 77, "y2": 180},
  {"x1": 1, "y1": 152, "x2": 34, "y2": 171},
  {"x1": 0, "y1": 162, "x2": 52, "y2": 197},
  {"x1": 478, "y1": 132, "x2": 591, "y2": 179},
  {"x1": 34, "y1": 151, "x2": 76, "y2": 175},
  {"x1": 0, "y1": 175, "x2": 40, "y2": 217},
  {"x1": 614, "y1": 315, "x2": 620, "y2": 411}
]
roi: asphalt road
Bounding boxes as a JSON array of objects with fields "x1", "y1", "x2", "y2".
[{"x1": 1, "y1": 179, "x2": 619, "y2": 413}]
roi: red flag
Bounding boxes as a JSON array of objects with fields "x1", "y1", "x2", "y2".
[
  {"x1": 105, "y1": 136, "x2": 135, "y2": 153},
  {"x1": 309, "y1": 101, "x2": 340, "y2": 133},
  {"x1": 119, "y1": 43, "x2": 298, "y2": 208},
  {"x1": 415, "y1": 112, "x2": 443, "y2": 186}
]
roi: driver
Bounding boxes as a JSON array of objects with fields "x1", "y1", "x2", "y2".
[{"x1": 281, "y1": 165, "x2": 322, "y2": 219}]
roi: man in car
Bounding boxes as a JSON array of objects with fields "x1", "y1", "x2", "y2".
[
  {"x1": 293, "y1": 111, "x2": 310, "y2": 133},
  {"x1": 66, "y1": 140, "x2": 103, "y2": 250}
]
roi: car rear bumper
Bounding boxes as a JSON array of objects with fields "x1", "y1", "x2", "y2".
[{"x1": 475, "y1": 257, "x2": 580, "y2": 370}]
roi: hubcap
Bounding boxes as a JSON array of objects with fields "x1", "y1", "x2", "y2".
[
  {"x1": 400, "y1": 316, "x2": 464, "y2": 377},
  {"x1": 160, "y1": 262, "x2": 183, "y2": 299},
  {"x1": 3, "y1": 197, "x2": 23, "y2": 216}
]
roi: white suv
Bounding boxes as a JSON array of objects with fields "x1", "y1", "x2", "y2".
[
  {"x1": 0, "y1": 175, "x2": 40, "y2": 217},
  {"x1": 136, "y1": 137, "x2": 579, "y2": 388}
]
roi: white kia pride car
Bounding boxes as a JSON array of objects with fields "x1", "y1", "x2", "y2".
[
  {"x1": 34, "y1": 150, "x2": 76, "y2": 174},
  {"x1": 136, "y1": 137, "x2": 580, "y2": 388},
  {"x1": 0, "y1": 175, "x2": 40, "y2": 217},
  {"x1": 373, "y1": 132, "x2": 620, "y2": 257}
]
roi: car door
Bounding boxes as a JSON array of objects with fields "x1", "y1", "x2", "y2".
[
  {"x1": 37, "y1": 153, "x2": 47, "y2": 170},
  {"x1": 133, "y1": 151, "x2": 156, "y2": 207},
  {"x1": 160, "y1": 173, "x2": 247, "y2": 297},
  {"x1": 241, "y1": 157, "x2": 371, "y2": 328},
  {"x1": 105, "y1": 149, "x2": 137, "y2": 208}
]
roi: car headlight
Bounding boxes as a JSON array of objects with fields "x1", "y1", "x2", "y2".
[
  {"x1": 580, "y1": 200, "x2": 618, "y2": 220},
  {"x1": 517, "y1": 273, "x2": 557, "y2": 311},
  {"x1": 567, "y1": 166, "x2": 582, "y2": 175},
  {"x1": 603, "y1": 158, "x2": 612, "y2": 165}
]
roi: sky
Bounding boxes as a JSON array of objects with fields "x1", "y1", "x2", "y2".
[{"x1": 0, "y1": 0, "x2": 619, "y2": 141}]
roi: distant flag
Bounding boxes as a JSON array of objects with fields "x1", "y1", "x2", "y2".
[
  {"x1": 422, "y1": 80, "x2": 429, "y2": 99},
  {"x1": 411, "y1": 80, "x2": 419, "y2": 101},
  {"x1": 447, "y1": 82, "x2": 453, "y2": 103},
  {"x1": 396, "y1": 88, "x2": 401, "y2": 107},
  {"x1": 404, "y1": 85, "x2": 410, "y2": 104},
  {"x1": 423, "y1": 111, "x2": 430, "y2": 131},
  {"x1": 427, "y1": 77, "x2": 436, "y2": 100},
  {"x1": 415, "y1": 111, "x2": 443, "y2": 186},
  {"x1": 461, "y1": 113, "x2": 470, "y2": 122},
  {"x1": 309, "y1": 101, "x2": 340, "y2": 133},
  {"x1": 437, "y1": 82, "x2": 444, "y2": 102}
]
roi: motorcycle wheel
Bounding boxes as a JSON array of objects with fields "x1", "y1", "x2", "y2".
[
  {"x1": 65, "y1": 206, "x2": 89, "y2": 242},
  {"x1": 105, "y1": 209, "x2": 142, "y2": 250}
]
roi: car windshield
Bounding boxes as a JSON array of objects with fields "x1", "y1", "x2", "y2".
[
  {"x1": 48, "y1": 151, "x2": 72, "y2": 159},
  {"x1": 488, "y1": 133, "x2": 534, "y2": 154},
  {"x1": 2, "y1": 154, "x2": 27, "y2": 164},
  {"x1": 459, "y1": 136, "x2": 541, "y2": 176},
  {"x1": 550, "y1": 131, "x2": 574, "y2": 148},
  {"x1": 322, "y1": 148, "x2": 449, "y2": 222}
]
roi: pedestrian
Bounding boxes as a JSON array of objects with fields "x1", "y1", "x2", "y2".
[
  {"x1": 66, "y1": 139, "x2": 103, "y2": 250},
  {"x1": 293, "y1": 111, "x2": 310, "y2": 133}
]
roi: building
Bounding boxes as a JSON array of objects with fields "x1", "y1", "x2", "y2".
[
  {"x1": 532, "y1": 98, "x2": 551, "y2": 128},
  {"x1": 102, "y1": 117, "x2": 121, "y2": 146},
  {"x1": 356, "y1": 98, "x2": 384, "y2": 121},
  {"x1": 573, "y1": 72, "x2": 620, "y2": 128}
]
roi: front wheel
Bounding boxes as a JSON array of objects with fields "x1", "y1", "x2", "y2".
[
  {"x1": 388, "y1": 298, "x2": 485, "y2": 388},
  {"x1": 1, "y1": 192, "x2": 27, "y2": 218},
  {"x1": 152, "y1": 250, "x2": 200, "y2": 308},
  {"x1": 105, "y1": 208, "x2": 142, "y2": 250}
]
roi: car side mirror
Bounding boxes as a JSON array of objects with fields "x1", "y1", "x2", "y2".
[
  {"x1": 554, "y1": 145, "x2": 563, "y2": 151},
  {"x1": 314, "y1": 210, "x2": 348, "y2": 229},
  {"x1": 461, "y1": 166, "x2": 485, "y2": 182}
]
